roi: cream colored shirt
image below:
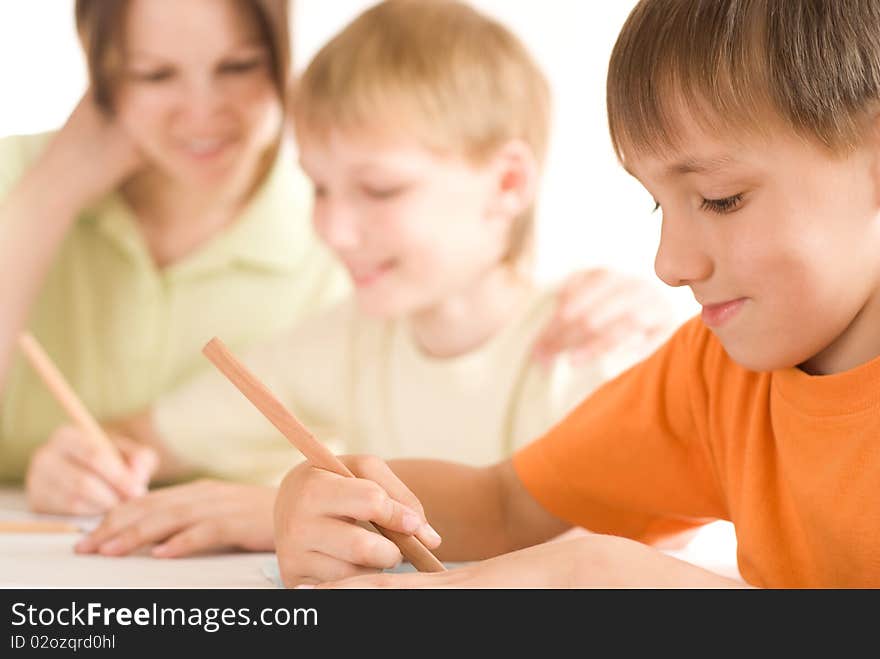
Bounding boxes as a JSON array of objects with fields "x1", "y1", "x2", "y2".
[
  {"x1": 0, "y1": 132, "x2": 347, "y2": 481},
  {"x1": 154, "y1": 289, "x2": 642, "y2": 484}
]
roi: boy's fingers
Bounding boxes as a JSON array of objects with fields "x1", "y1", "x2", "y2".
[
  {"x1": 558, "y1": 268, "x2": 608, "y2": 306},
  {"x1": 557, "y1": 273, "x2": 617, "y2": 322},
  {"x1": 321, "y1": 478, "x2": 423, "y2": 536},
  {"x1": 318, "y1": 570, "x2": 454, "y2": 589},
  {"x1": 348, "y1": 458, "x2": 427, "y2": 522},
  {"x1": 281, "y1": 553, "x2": 378, "y2": 589},
  {"x1": 347, "y1": 459, "x2": 442, "y2": 546},
  {"x1": 299, "y1": 517, "x2": 402, "y2": 569}
]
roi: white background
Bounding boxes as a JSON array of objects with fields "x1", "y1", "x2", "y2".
[
  {"x1": 0, "y1": 0, "x2": 734, "y2": 576},
  {"x1": 0, "y1": 0, "x2": 697, "y2": 319}
]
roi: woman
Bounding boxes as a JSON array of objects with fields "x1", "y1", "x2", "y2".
[
  {"x1": 2, "y1": 0, "x2": 674, "y2": 516},
  {"x1": 1, "y1": 0, "x2": 344, "y2": 498}
]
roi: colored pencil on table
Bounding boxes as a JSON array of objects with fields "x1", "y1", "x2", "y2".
[
  {"x1": 202, "y1": 336, "x2": 446, "y2": 573},
  {"x1": 0, "y1": 519, "x2": 80, "y2": 534}
]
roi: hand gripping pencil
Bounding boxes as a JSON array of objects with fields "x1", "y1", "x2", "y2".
[{"x1": 202, "y1": 337, "x2": 446, "y2": 573}]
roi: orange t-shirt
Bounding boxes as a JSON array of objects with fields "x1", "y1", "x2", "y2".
[{"x1": 513, "y1": 316, "x2": 880, "y2": 587}]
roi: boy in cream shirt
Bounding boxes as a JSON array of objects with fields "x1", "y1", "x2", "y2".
[{"x1": 73, "y1": 0, "x2": 662, "y2": 558}]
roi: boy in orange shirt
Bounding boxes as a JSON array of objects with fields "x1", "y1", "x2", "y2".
[{"x1": 273, "y1": 0, "x2": 880, "y2": 588}]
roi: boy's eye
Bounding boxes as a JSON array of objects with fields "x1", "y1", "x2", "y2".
[
  {"x1": 363, "y1": 185, "x2": 406, "y2": 200},
  {"x1": 652, "y1": 200, "x2": 661, "y2": 214},
  {"x1": 218, "y1": 58, "x2": 264, "y2": 75},
  {"x1": 701, "y1": 193, "x2": 744, "y2": 215}
]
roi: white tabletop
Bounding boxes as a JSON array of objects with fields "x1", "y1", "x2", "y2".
[
  {"x1": 0, "y1": 489, "x2": 276, "y2": 589},
  {"x1": 0, "y1": 487, "x2": 742, "y2": 587}
]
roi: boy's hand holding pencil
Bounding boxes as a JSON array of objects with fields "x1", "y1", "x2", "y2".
[
  {"x1": 273, "y1": 455, "x2": 443, "y2": 587},
  {"x1": 202, "y1": 338, "x2": 444, "y2": 585}
]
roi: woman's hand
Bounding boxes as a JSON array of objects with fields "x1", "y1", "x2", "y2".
[
  {"x1": 40, "y1": 91, "x2": 143, "y2": 212},
  {"x1": 274, "y1": 455, "x2": 442, "y2": 587},
  {"x1": 533, "y1": 268, "x2": 680, "y2": 366},
  {"x1": 310, "y1": 534, "x2": 748, "y2": 589},
  {"x1": 26, "y1": 424, "x2": 158, "y2": 516},
  {"x1": 74, "y1": 480, "x2": 278, "y2": 558}
]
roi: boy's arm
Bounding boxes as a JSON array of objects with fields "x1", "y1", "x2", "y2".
[
  {"x1": 273, "y1": 455, "x2": 570, "y2": 587},
  {"x1": 279, "y1": 455, "x2": 746, "y2": 588},
  {"x1": 384, "y1": 458, "x2": 570, "y2": 561},
  {"x1": 317, "y1": 534, "x2": 749, "y2": 588},
  {"x1": 275, "y1": 318, "x2": 725, "y2": 586}
]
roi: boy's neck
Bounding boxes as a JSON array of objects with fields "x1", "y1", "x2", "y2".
[
  {"x1": 408, "y1": 266, "x2": 533, "y2": 359},
  {"x1": 799, "y1": 285, "x2": 880, "y2": 375}
]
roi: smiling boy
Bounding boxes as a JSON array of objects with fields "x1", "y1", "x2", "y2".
[{"x1": 274, "y1": 0, "x2": 880, "y2": 588}]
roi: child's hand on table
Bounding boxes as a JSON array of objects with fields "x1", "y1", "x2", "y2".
[
  {"x1": 73, "y1": 480, "x2": 277, "y2": 557},
  {"x1": 274, "y1": 455, "x2": 442, "y2": 588},
  {"x1": 310, "y1": 534, "x2": 748, "y2": 589}
]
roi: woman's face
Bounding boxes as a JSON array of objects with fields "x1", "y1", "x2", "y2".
[{"x1": 114, "y1": 0, "x2": 282, "y2": 188}]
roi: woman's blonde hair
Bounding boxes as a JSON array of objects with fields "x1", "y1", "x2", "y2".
[
  {"x1": 607, "y1": 0, "x2": 880, "y2": 162},
  {"x1": 293, "y1": 0, "x2": 551, "y2": 270}
]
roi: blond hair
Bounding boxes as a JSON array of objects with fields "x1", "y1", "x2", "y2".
[
  {"x1": 293, "y1": 0, "x2": 551, "y2": 269},
  {"x1": 607, "y1": 0, "x2": 880, "y2": 162}
]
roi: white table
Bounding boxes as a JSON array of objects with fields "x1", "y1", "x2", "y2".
[
  {"x1": 0, "y1": 489, "x2": 275, "y2": 588},
  {"x1": 0, "y1": 488, "x2": 743, "y2": 587}
]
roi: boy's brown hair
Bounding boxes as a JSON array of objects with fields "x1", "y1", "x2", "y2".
[
  {"x1": 607, "y1": 0, "x2": 880, "y2": 162},
  {"x1": 75, "y1": 0, "x2": 291, "y2": 113},
  {"x1": 293, "y1": 0, "x2": 552, "y2": 270}
]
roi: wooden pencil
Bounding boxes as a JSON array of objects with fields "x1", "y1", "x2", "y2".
[
  {"x1": 17, "y1": 332, "x2": 116, "y2": 452},
  {"x1": 0, "y1": 519, "x2": 80, "y2": 534},
  {"x1": 202, "y1": 337, "x2": 446, "y2": 573}
]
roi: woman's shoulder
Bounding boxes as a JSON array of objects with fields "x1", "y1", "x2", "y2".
[
  {"x1": 0, "y1": 131, "x2": 55, "y2": 168},
  {"x1": 0, "y1": 131, "x2": 55, "y2": 197}
]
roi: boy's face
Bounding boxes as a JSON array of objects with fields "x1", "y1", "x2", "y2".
[
  {"x1": 298, "y1": 129, "x2": 513, "y2": 317},
  {"x1": 625, "y1": 117, "x2": 880, "y2": 374}
]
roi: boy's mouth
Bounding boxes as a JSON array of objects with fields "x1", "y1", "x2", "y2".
[
  {"x1": 701, "y1": 298, "x2": 747, "y2": 328},
  {"x1": 347, "y1": 260, "x2": 396, "y2": 288}
]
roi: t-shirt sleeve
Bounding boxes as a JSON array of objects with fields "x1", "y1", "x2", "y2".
[
  {"x1": 512, "y1": 317, "x2": 726, "y2": 544},
  {"x1": 152, "y1": 301, "x2": 354, "y2": 485}
]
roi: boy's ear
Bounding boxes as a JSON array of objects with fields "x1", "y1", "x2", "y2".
[
  {"x1": 868, "y1": 112, "x2": 880, "y2": 207},
  {"x1": 486, "y1": 139, "x2": 539, "y2": 222}
]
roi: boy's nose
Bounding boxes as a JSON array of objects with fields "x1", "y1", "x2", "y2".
[
  {"x1": 654, "y1": 213, "x2": 713, "y2": 288},
  {"x1": 314, "y1": 201, "x2": 361, "y2": 251}
]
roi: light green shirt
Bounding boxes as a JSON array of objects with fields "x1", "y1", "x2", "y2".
[
  {"x1": 154, "y1": 288, "x2": 644, "y2": 485},
  {"x1": 0, "y1": 132, "x2": 347, "y2": 481}
]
